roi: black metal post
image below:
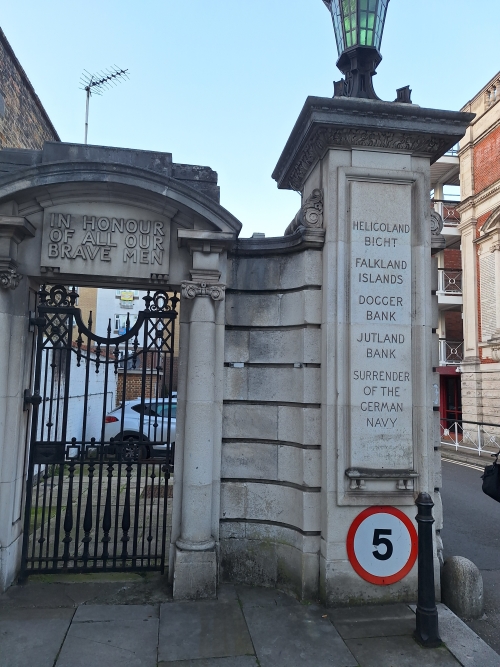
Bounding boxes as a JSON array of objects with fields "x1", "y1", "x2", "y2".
[{"x1": 414, "y1": 492, "x2": 442, "y2": 648}]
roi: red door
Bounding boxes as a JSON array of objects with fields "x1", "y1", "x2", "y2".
[{"x1": 440, "y1": 375, "x2": 462, "y2": 433}]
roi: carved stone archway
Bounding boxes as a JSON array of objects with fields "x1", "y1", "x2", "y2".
[{"x1": 0, "y1": 142, "x2": 241, "y2": 597}]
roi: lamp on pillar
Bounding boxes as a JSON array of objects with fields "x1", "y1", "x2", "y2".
[{"x1": 322, "y1": 0, "x2": 390, "y2": 100}]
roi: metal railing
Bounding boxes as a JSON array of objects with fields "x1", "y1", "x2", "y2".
[
  {"x1": 444, "y1": 144, "x2": 460, "y2": 156},
  {"x1": 432, "y1": 200, "x2": 461, "y2": 226},
  {"x1": 439, "y1": 339, "x2": 464, "y2": 365},
  {"x1": 437, "y1": 268, "x2": 462, "y2": 296},
  {"x1": 441, "y1": 419, "x2": 500, "y2": 455}
]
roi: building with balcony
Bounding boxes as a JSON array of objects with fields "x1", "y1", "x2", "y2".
[
  {"x1": 432, "y1": 70, "x2": 500, "y2": 434},
  {"x1": 431, "y1": 148, "x2": 464, "y2": 427},
  {"x1": 458, "y1": 71, "x2": 500, "y2": 425}
]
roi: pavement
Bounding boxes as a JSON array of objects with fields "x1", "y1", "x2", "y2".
[{"x1": 1, "y1": 573, "x2": 499, "y2": 667}]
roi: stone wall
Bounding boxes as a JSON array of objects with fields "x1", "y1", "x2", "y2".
[
  {"x1": 220, "y1": 247, "x2": 322, "y2": 599},
  {"x1": 0, "y1": 28, "x2": 59, "y2": 149},
  {"x1": 461, "y1": 365, "x2": 500, "y2": 426}
]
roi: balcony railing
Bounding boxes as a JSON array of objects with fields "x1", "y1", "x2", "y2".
[
  {"x1": 441, "y1": 419, "x2": 500, "y2": 455},
  {"x1": 432, "y1": 200, "x2": 461, "y2": 226},
  {"x1": 439, "y1": 339, "x2": 464, "y2": 365},
  {"x1": 444, "y1": 143, "x2": 460, "y2": 156},
  {"x1": 438, "y1": 268, "x2": 462, "y2": 296}
]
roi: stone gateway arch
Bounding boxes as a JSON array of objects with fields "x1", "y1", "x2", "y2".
[{"x1": 0, "y1": 90, "x2": 471, "y2": 603}]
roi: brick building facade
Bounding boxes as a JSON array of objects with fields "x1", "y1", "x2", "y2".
[
  {"x1": 0, "y1": 27, "x2": 59, "y2": 149},
  {"x1": 457, "y1": 72, "x2": 500, "y2": 427}
]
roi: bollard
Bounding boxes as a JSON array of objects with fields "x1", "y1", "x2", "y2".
[{"x1": 414, "y1": 492, "x2": 442, "y2": 648}]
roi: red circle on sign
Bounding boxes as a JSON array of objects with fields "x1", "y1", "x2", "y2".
[{"x1": 346, "y1": 506, "x2": 418, "y2": 586}]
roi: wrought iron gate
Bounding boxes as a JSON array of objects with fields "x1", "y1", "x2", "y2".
[{"x1": 21, "y1": 285, "x2": 178, "y2": 576}]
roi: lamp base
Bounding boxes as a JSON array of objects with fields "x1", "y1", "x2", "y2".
[{"x1": 336, "y1": 46, "x2": 382, "y2": 100}]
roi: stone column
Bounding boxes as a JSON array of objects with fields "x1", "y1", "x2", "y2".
[
  {"x1": 173, "y1": 280, "x2": 225, "y2": 599},
  {"x1": 272, "y1": 96, "x2": 473, "y2": 605},
  {"x1": 459, "y1": 218, "x2": 480, "y2": 363},
  {"x1": 0, "y1": 212, "x2": 35, "y2": 591},
  {"x1": 0, "y1": 284, "x2": 33, "y2": 591}
]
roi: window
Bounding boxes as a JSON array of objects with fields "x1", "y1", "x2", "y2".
[{"x1": 114, "y1": 313, "x2": 138, "y2": 333}]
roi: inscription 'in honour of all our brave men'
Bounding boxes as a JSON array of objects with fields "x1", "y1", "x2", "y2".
[{"x1": 44, "y1": 212, "x2": 166, "y2": 266}]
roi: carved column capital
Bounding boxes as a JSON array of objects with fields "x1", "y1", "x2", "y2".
[
  {"x1": 0, "y1": 269, "x2": 22, "y2": 290},
  {"x1": 0, "y1": 215, "x2": 35, "y2": 290},
  {"x1": 181, "y1": 281, "x2": 225, "y2": 301}
]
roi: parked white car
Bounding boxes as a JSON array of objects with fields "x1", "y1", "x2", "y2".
[{"x1": 104, "y1": 397, "x2": 176, "y2": 463}]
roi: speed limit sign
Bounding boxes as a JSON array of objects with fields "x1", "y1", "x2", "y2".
[{"x1": 346, "y1": 506, "x2": 418, "y2": 586}]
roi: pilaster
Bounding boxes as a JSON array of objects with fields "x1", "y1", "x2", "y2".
[
  {"x1": 273, "y1": 96, "x2": 472, "y2": 606},
  {"x1": 0, "y1": 280, "x2": 33, "y2": 591},
  {"x1": 173, "y1": 230, "x2": 233, "y2": 600},
  {"x1": 458, "y1": 218, "x2": 480, "y2": 363}
]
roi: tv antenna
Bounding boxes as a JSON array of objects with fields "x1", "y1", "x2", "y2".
[{"x1": 80, "y1": 66, "x2": 129, "y2": 144}]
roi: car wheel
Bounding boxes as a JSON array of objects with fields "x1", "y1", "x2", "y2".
[{"x1": 116, "y1": 432, "x2": 150, "y2": 460}]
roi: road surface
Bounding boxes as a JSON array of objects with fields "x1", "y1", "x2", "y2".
[{"x1": 441, "y1": 457, "x2": 500, "y2": 653}]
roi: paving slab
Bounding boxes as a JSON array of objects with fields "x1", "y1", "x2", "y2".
[
  {"x1": 0, "y1": 607, "x2": 74, "y2": 667},
  {"x1": 0, "y1": 573, "x2": 172, "y2": 608},
  {"x1": 0, "y1": 581, "x2": 131, "y2": 608},
  {"x1": 345, "y1": 635, "x2": 461, "y2": 667},
  {"x1": 329, "y1": 603, "x2": 416, "y2": 639},
  {"x1": 55, "y1": 604, "x2": 158, "y2": 667},
  {"x1": 159, "y1": 600, "x2": 254, "y2": 662},
  {"x1": 215, "y1": 584, "x2": 239, "y2": 603},
  {"x1": 159, "y1": 658, "x2": 259, "y2": 667},
  {"x1": 235, "y1": 584, "x2": 299, "y2": 608},
  {"x1": 243, "y1": 602, "x2": 358, "y2": 667}
]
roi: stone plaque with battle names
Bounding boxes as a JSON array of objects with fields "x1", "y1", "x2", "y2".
[{"x1": 349, "y1": 180, "x2": 413, "y2": 470}]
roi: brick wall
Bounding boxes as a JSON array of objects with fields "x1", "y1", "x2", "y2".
[
  {"x1": 116, "y1": 356, "x2": 178, "y2": 405},
  {"x1": 443, "y1": 249, "x2": 462, "y2": 270},
  {"x1": 444, "y1": 311, "x2": 463, "y2": 341},
  {"x1": 474, "y1": 124, "x2": 500, "y2": 195},
  {"x1": 0, "y1": 28, "x2": 59, "y2": 149}
]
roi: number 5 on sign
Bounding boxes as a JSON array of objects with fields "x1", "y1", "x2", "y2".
[{"x1": 346, "y1": 507, "x2": 418, "y2": 585}]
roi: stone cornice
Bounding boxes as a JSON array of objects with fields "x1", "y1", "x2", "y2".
[
  {"x1": 458, "y1": 182, "x2": 500, "y2": 216},
  {"x1": 458, "y1": 218, "x2": 478, "y2": 235},
  {"x1": 230, "y1": 227, "x2": 325, "y2": 257},
  {"x1": 177, "y1": 229, "x2": 236, "y2": 253},
  {"x1": 272, "y1": 96, "x2": 474, "y2": 191}
]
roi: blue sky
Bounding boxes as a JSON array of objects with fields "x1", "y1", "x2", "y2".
[{"x1": 1, "y1": 1, "x2": 498, "y2": 237}]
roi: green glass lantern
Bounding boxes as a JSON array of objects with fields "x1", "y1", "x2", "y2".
[{"x1": 322, "y1": 0, "x2": 390, "y2": 99}]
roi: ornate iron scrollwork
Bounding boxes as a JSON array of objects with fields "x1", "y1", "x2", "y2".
[{"x1": 39, "y1": 284, "x2": 79, "y2": 307}]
